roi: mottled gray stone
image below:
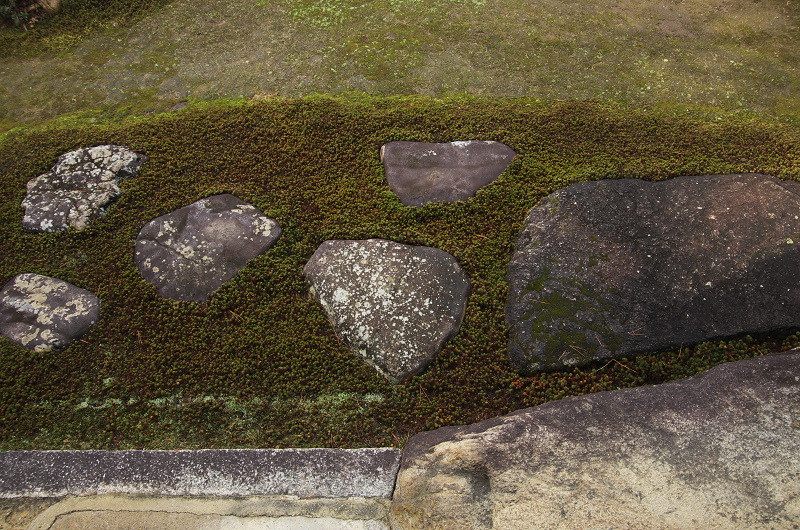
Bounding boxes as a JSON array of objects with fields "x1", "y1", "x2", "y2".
[
  {"x1": 0, "y1": 273, "x2": 100, "y2": 351},
  {"x1": 0, "y1": 448, "x2": 402, "y2": 499},
  {"x1": 135, "y1": 194, "x2": 281, "y2": 302},
  {"x1": 507, "y1": 173, "x2": 800, "y2": 372},
  {"x1": 391, "y1": 351, "x2": 800, "y2": 529},
  {"x1": 381, "y1": 141, "x2": 515, "y2": 206},
  {"x1": 304, "y1": 239, "x2": 470, "y2": 383},
  {"x1": 21, "y1": 145, "x2": 146, "y2": 232}
]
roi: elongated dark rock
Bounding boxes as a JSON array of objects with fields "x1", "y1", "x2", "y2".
[
  {"x1": 507, "y1": 174, "x2": 800, "y2": 372},
  {"x1": 381, "y1": 140, "x2": 515, "y2": 206}
]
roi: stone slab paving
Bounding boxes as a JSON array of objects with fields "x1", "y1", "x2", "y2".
[
  {"x1": 28, "y1": 495, "x2": 390, "y2": 530},
  {"x1": 0, "y1": 448, "x2": 401, "y2": 499}
]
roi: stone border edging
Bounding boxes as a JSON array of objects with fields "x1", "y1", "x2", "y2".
[{"x1": 0, "y1": 448, "x2": 401, "y2": 499}]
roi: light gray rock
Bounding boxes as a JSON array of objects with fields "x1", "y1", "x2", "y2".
[
  {"x1": 390, "y1": 351, "x2": 800, "y2": 529},
  {"x1": 135, "y1": 194, "x2": 281, "y2": 302},
  {"x1": 507, "y1": 173, "x2": 800, "y2": 372},
  {"x1": 0, "y1": 273, "x2": 100, "y2": 351},
  {"x1": 381, "y1": 141, "x2": 515, "y2": 206},
  {"x1": 21, "y1": 145, "x2": 146, "y2": 232},
  {"x1": 0, "y1": 448, "x2": 402, "y2": 499},
  {"x1": 304, "y1": 239, "x2": 470, "y2": 383},
  {"x1": 30, "y1": 495, "x2": 392, "y2": 530}
]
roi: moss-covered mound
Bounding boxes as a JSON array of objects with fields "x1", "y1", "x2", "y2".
[{"x1": 1, "y1": 96, "x2": 799, "y2": 450}]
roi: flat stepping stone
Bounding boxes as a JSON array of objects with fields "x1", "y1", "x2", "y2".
[
  {"x1": 0, "y1": 273, "x2": 100, "y2": 351},
  {"x1": 380, "y1": 141, "x2": 515, "y2": 206},
  {"x1": 506, "y1": 173, "x2": 800, "y2": 372},
  {"x1": 21, "y1": 145, "x2": 147, "y2": 232},
  {"x1": 135, "y1": 194, "x2": 281, "y2": 302},
  {"x1": 391, "y1": 350, "x2": 800, "y2": 528},
  {"x1": 304, "y1": 239, "x2": 470, "y2": 383}
]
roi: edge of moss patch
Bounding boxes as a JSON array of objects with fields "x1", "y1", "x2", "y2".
[{"x1": 0, "y1": 95, "x2": 798, "y2": 451}]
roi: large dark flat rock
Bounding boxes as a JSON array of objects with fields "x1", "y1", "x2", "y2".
[
  {"x1": 304, "y1": 239, "x2": 470, "y2": 383},
  {"x1": 0, "y1": 273, "x2": 100, "y2": 352},
  {"x1": 135, "y1": 194, "x2": 281, "y2": 302},
  {"x1": 507, "y1": 174, "x2": 800, "y2": 372},
  {"x1": 381, "y1": 141, "x2": 515, "y2": 206},
  {"x1": 390, "y1": 351, "x2": 800, "y2": 529}
]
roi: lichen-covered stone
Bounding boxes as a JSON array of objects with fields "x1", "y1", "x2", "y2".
[
  {"x1": 506, "y1": 174, "x2": 800, "y2": 373},
  {"x1": 304, "y1": 239, "x2": 470, "y2": 383},
  {"x1": 135, "y1": 194, "x2": 281, "y2": 302},
  {"x1": 380, "y1": 141, "x2": 515, "y2": 207},
  {"x1": 390, "y1": 351, "x2": 800, "y2": 529},
  {"x1": 0, "y1": 273, "x2": 100, "y2": 351},
  {"x1": 21, "y1": 145, "x2": 147, "y2": 232}
]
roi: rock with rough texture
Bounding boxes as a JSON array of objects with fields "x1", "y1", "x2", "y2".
[
  {"x1": 507, "y1": 174, "x2": 800, "y2": 372},
  {"x1": 381, "y1": 141, "x2": 515, "y2": 206},
  {"x1": 0, "y1": 273, "x2": 100, "y2": 351},
  {"x1": 0, "y1": 448, "x2": 401, "y2": 499},
  {"x1": 390, "y1": 351, "x2": 800, "y2": 529},
  {"x1": 135, "y1": 194, "x2": 281, "y2": 302},
  {"x1": 304, "y1": 239, "x2": 470, "y2": 383},
  {"x1": 21, "y1": 145, "x2": 147, "y2": 232}
]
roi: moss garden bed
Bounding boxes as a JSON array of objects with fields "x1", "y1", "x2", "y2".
[{"x1": 0, "y1": 96, "x2": 799, "y2": 450}]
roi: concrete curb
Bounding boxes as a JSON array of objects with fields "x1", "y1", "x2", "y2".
[{"x1": 0, "y1": 448, "x2": 402, "y2": 499}]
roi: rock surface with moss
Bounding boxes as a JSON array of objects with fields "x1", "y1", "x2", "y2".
[
  {"x1": 304, "y1": 239, "x2": 470, "y2": 383},
  {"x1": 381, "y1": 140, "x2": 516, "y2": 206},
  {"x1": 507, "y1": 173, "x2": 800, "y2": 372},
  {"x1": 390, "y1": 350, "x2": 800, "y2": 529},
  {"x1": 135, "y1": 194, "x2": 282, "y2": 302},
  {"x1": 0, "y1": 273, "x2": 100, "y2": 352},
  {"x1": 21, "y1": 145, "x2": 146, "y2": 232}
]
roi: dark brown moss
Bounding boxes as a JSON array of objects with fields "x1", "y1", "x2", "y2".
[{"x1": 0, "y1": 96, "x2": 798, "y2": 450}]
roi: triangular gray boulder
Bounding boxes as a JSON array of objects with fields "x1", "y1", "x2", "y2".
[
  {"x1": 304, "y1": 239, "x2": 470, "y2": 383},
  {"x1": 507, "y1": 174, "x2": 800, "y2": 372},
  {"x1": 21, "y1": 145, "x2": 147, "y2": 232},
  {"x1": 0, "y1": 273, "x2": 100, "y2": 351},
  {"x1": 135, "y1": 194, "x2": 281, "y2": 302},
  {"x1": 381, "y1": 141, "x2": 515, "y2": 206},
  {"x1": 390, "y1": 351, "x2": 800, "y2": 528}
]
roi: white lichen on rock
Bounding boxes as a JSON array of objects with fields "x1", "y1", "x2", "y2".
[
  {"x1": 21, "y1": 145, "x2": 147, "y2": 232},
  {"x1": 304, "y1": 239, "x2": 470, "y2": 383},
  {"x1": 0, "y1": 273, "x2": 100, "y2": 351},
  {"x1": 135, "y1": 194, "x2": 282, "y2": 302}
]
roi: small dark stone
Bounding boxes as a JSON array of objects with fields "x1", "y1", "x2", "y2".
[
  {"x1": 0, "y1": 273, "x2": 100, "y2": 351},
  {"x1": 21, "y1": 145, "x2": 147, "y2": 232},
  {"x1": 381, "y1": 141, "x2": 515, "y2": 206},
  {"x1": 304, "y1": 239, "x2": 470, "y2": 383},
  {"x1": 506, "y1": 174, "x2": 800, "y2": 372},
  {"x1": 135, "y1": 194, "x2": 281, "y2": 302}
]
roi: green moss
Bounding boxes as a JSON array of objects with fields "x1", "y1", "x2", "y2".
[{"x1": 0, "y1": 96, "x2": 798, "y2": 450}]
